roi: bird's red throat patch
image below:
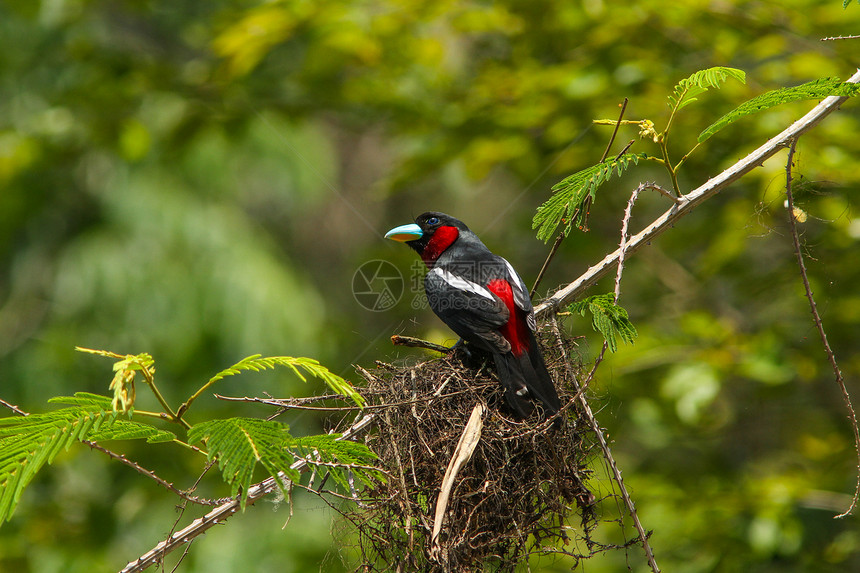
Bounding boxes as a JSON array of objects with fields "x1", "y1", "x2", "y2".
[{"x1": 420, "y1": 226, "x2": 459, "y2": 266}]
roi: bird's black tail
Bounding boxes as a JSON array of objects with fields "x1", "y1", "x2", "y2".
[
  {"x1": 493, "y1": 352, "x2": 534, "y2": 417},
  {"x1": 523, "y1": 330, "x2": 561, "y2": 415},
  {"x1": 493, "y1": 335, "x2": 561, "y2": 417}
]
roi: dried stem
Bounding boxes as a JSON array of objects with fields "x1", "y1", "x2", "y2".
[
  {"x1": 783, "y1": 138, "x2": 860, "y2": 518},
  {"x1": 431, "y1": 401, "x2": 486, "y2": 557}
]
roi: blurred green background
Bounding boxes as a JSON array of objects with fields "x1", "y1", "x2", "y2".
[{"x1": 1, "y1": 0, "x2": 860, "y2": 571}]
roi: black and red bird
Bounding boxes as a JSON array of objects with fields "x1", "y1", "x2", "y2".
[{"x1": 385, "y1": 212, "x2": 561, "y2": 417}]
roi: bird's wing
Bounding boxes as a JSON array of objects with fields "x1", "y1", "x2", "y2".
[{"x1": 425, "y1": 267, "x2": 511, "y2": 352}]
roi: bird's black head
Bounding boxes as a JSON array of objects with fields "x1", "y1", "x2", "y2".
[{"x1": 385, "y1": 212, "x2": 470, "y2": 265}]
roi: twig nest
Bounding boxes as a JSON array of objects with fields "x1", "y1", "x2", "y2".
[{"x1": 346, "y1": 330, "x2": 600, "y2": 572}]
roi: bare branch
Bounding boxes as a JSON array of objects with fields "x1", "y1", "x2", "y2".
[{"x1": 535, "y1": 68, "x2": 860, "y2": 318}]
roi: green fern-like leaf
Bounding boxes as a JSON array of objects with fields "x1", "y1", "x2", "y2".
[
  {"x1": 291, "y1": 434, "x2": 381, "y2": 489},
  {"x1": 568, "y1": 294, "x2": 638, "y2": 352},
  {"x1": 0, "y1": 394, "x2": 175, "y2": 524},
  {"x1": 188, "y1": 417, "x2": 302, "y2": 509},
  {"x1": 87, "y1": 419, "x2": 177, "y2": 443},
  {"x1": 208, "y1": 355, "x2": 365, "y2": 407},
  {"x1": 188, "y1": 418, "x2": 380, "y2": 509},
  {"x1": 698, "y1": 77, "x2": 860, "y2": 143},
  {"x1": 668, "y1": 67, "x2": 746, "y2": 112},
  {"x1": 533, "y1": 153, "x2": 647, "y2": 242},
  {"x1": 48, "y1": 392, "x2": 114, "y2": 409}
]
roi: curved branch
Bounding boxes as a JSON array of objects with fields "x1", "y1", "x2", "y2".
[{"x1": 535, "y1": 68, "x2": 860, "y2": 318}]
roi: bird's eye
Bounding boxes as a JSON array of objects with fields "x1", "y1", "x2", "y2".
[{"x1": 426, "y1": 216, "x2": 439, "y2": 226}]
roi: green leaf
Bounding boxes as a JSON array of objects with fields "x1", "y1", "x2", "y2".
[
  {"x1": 668, "y1": 67, "x2": 746, "y2": 112},
  {"x1": 208, "y1": 355, "x2": 365, "y2": 407},
  {"x1": 87, "y1": 419, "x2": 176, "y2": 443},
  {"x1": 188, "y1": 418, "x2": 380, "y2": 509},
  {"x1": 698, "y1": 77, "x2": 860, "y2": 143},
  {"x1": 533, "y1": 153, "x2": 646, "y2": 242},
  {"x1": 48, "y1": 392, "x2": 115, "y2": 409},
  {"x1": 292, "y1": 433, "x2": 381, "y2": 489},
  {"x1": 188, "y1": 417, "x2": 301, "y2": 509},
  {"x1": 0, "y1": 395, "x2": 176, "y2": 524},
  {"x1": 568, "y1": 294, "x2": 638, "y2": 352}
]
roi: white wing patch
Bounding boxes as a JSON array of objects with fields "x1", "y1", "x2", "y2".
[
  {"x1": 430, "y1": 267, "x2": 495, "y2": 300},
  {"x1": 502, "y1": 258, "x2": 532, "y2": 312},
  {"x1": 501, "y1": 257, "x2": 537, "y2": 331}
]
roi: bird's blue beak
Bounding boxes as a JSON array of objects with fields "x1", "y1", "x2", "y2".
[{"x1": 384, "y1": 223, "x2": 423, "y2": 242}]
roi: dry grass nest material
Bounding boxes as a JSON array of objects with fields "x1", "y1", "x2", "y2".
[{"x1": 342, "y1": 329, "x2": 603, "y2": 572}]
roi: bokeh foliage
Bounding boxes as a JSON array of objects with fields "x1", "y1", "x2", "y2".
[{"x1": 1, "y1": 0, "x2": 860, "y2": 571}]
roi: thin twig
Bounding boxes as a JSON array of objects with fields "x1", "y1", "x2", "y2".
[
  {"x1": 577, "y1": 182, "x2": 660, "y2": 571},
  {"x1": 391, "y1": 335, "x2": 452, "y2": 353},
  {"x1": 301, "y1": 457, "x2": 391, "y2": 477},
  {"x1": 135, "y1": 358, "x2": 189, "y2": 430},
  {"x1": 534, "y1": 68, "x2": 860, "y2": 318},
  {"x1": 215, "y1": 393, "x2": 358, "y2": 412},
  {"x1": 0, "y1": 398, "x2": 27, "y2": 416},
  {"x1": 784, "y1": 138, "x2": 860, "y2": 518},
  {"x1": 549, "y1": 316, "x2": 659, "y2": 572},
  {"x1": 614, "y1": 184, "x2": 642, "y2": 300},
  {"x1": 600, "y1": 98, "x2": 630, "y2": 162},
  {"x1": 615, "y1": 139, "x2": 635, "y2": 158},
  {"x1": 821, "y1": 35, "x2": 860, "y2": 41},
  {"x1": 531, "y1": 99, "x2": 632, "y2": 298},
  {"x1": 82, "y1": 440, "x2": 230, "y2": 506},
  {"x1": 164, "y1": 462, "x2": 216, "y2": 573},
  {"x1": 215, "y1": 384, "x2": 490, "y2": 412},
  {"x1": 578, "y1": 181, "x2": 647, "y2": 388},
  {"x1": 530, "y1": 231, "x2": 567, "y2": 298}
]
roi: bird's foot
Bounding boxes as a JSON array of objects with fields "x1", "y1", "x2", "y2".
[{"x1": 449, "y1": 338, "x2": 473, "y2": 359}]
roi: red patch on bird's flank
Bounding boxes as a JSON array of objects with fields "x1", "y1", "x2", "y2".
[
  {"x1": 421, "y1": 226, "x2": 459, "y2": 266},
  {"x1": 487, "y1": 279, "x2": 530, "y2": 356}
]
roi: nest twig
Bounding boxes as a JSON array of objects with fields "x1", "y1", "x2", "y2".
[{"x1": 337, "y1": 327, "x2": 612, "y2": 572}]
